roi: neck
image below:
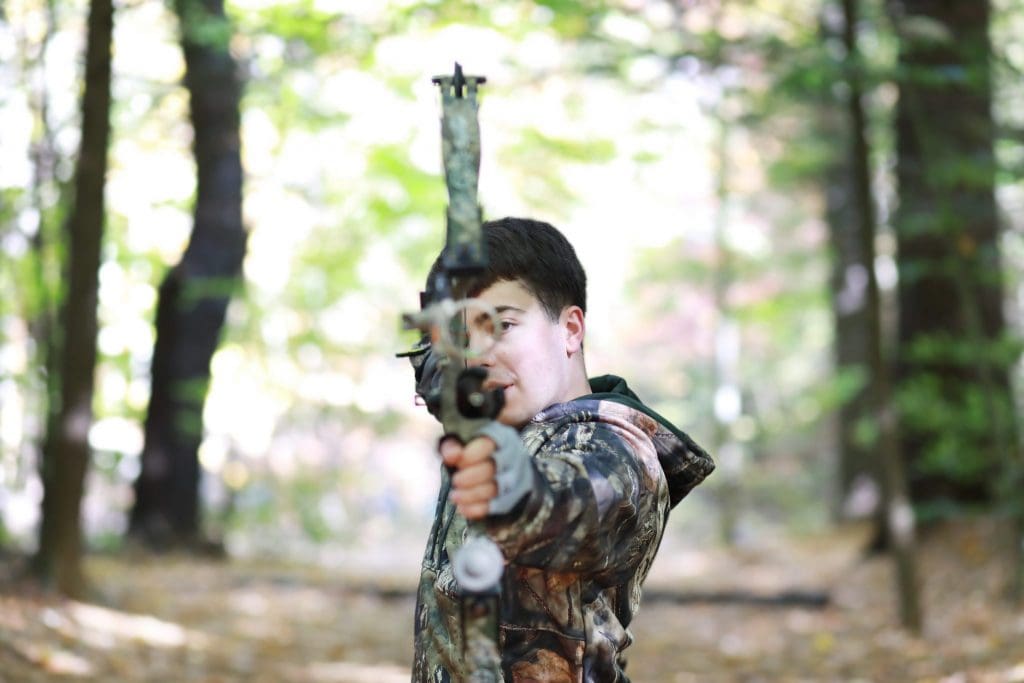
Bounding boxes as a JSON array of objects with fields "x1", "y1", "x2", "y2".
[{"x1": 563, "y1": 358, "x2": 591, "y2": 402}]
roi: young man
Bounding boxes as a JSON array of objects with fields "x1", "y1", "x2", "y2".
[{"x1": 406, "y1": 217, "x2": 714, "y2": 682}]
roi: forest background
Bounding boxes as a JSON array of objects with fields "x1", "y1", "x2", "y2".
[{"x1": 2, "y1": 0, "x2": 1024, "y2": 679}]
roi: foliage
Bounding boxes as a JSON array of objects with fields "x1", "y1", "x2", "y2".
[{"x1": 1, "y1": 0, "x2": 1022, "y2": 566}]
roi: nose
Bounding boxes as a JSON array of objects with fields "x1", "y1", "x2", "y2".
[
  {"x1": 464, "y1": 317, "x2": 499, "y2": 366},
  {"x1": 460, "y1": 305, "x2": 498, "y2": 366},
  {"x1": 465, "y1": 328, "x2": 495, "y2": 367}
]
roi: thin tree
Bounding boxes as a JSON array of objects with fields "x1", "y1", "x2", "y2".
[
  {"x1": 842, "y1": 0, "x2": 923, "y2": 632},
  {"x1": 818, "y1": 4, "x2": 878, "y2": 523},
  {"x1": 33, "y1": 0, "x2": 114, "y2": 596},
  {"x1": 709, "y1": 105, "x2": 744, "y2": 546},
  {"x1": 129, "y1": 0, "x2": 247, "y2": 549}
]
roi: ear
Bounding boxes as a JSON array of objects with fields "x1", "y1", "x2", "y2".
[{"x1": 561, "y1": 305, "x2": 586, "y2": 356}]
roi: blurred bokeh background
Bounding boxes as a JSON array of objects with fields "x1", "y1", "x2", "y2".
[{"x1": 2, "y1": 0, "x2": 1023, "y2": 679}]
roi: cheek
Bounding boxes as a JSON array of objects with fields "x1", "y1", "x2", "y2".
[
  {"x1": 494, "y1": 326, "x2": 561, "y2": 386},
  {"x1": 494, "y1": 337, "x2": 529, "y2": 371},
  {"x1": 522, "y1": 355, "x2": 559, "y2": 396}
]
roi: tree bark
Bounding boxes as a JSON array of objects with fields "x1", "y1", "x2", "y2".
[
  {"x1": 819, "y1": 6, "x2": 878, "y2": 522},
  {"x1": 33, "y1": 0, "x2": 114, "y2": 597},
  {"x1": 129, "y1": 0, "x2": 246, "y2": 549},
  {"x1": 887, "y1": 0, "x2": 1011, "y2": 508},
  {"x1": 710, "y1": 116, "x2": 743, "y2": 546},
  {"x1": 843, "y1": 0, "x2": 923, "y2": 632}
]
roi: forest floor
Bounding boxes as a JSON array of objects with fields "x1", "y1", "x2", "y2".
[{"x1": 1, "y1": 517, "x2": 1023, "y2": 682}]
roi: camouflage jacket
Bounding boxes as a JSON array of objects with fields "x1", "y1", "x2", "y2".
[
  {"x1": 411, "y1": 376, "x2": 716, "y2": 679},
  {"x1": 413, "y1": 375, "x2": 714, "y2": 683}
]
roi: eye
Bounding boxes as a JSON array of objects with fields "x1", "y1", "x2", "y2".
[{"x1": 499, "y1": 320, "x2": 516, "y2": 332}]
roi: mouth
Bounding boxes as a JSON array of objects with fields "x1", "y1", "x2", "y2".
[{"x1": 483, "y1": 380, "x2": 512, "y2": 393}]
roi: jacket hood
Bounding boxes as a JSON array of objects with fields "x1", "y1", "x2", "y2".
[{"x1": 581, "y1": 374, "x2": 714, "y2": 507}]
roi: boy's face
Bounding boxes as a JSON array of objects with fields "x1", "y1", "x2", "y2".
[{"x1": 467, "y1": 279, "x2": 584, "y2": 428}]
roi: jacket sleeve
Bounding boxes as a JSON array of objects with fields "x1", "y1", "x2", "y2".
[{"x1": 482, "y1": 422, "x2": 664, "y2": 577}]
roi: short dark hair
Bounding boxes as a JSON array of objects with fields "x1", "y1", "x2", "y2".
[{"x1": 428, "y1": 217, "x2": 587, "y2": 320}]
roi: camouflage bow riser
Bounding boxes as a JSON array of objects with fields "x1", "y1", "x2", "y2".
[{"x1": 402, "y1": 64, "x2": 505, "y2": 683}]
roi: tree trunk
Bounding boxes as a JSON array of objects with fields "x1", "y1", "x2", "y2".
[
  {"x1": 710, "y1": 114, "x2": 743, "y2": 546},
  {"x1": 129, "y1": 0, "x2": 246, "y2": 549},
  {"x1": 33, "y1": 0, "x2": 114, "y2": 597},
  {"x1": 887, "y1": 0, "x2": 1011, "y2": 509},
  {"x1": 844, "y1": 0, "x2": 923, "y2": 632},
  {"x1": 819, "y1": 6, "x2": 878, "y2": 523}
]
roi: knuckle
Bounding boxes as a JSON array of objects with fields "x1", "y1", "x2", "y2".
[{"x1": 469, "y1": 438, "x2": 495, "y2": 458}]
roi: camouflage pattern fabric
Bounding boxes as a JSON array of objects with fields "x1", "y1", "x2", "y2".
[{"x1": 413, "y1": 376, "x2": 715, "y2": 682}]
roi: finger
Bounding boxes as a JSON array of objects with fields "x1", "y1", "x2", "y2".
[
  {"x1": 439, "y1": 438, "x2": 463, "y2": 466},
  {"x1": 452, "y1": 481, "x2": 498, "y2": 506},
  {"x1": 458, "y1": 501, "x2": 490, "y2": 521},
  {"x1": 452, "y1": 460, "x2": 496, "y2": 489},
  {"x1": 461, "y1": 436, "x2": 497, "y2": 465}
]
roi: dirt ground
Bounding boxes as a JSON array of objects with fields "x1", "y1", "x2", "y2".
[{"x1": 1, "y1": 518, "x2": 1023, "y2": 682}]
